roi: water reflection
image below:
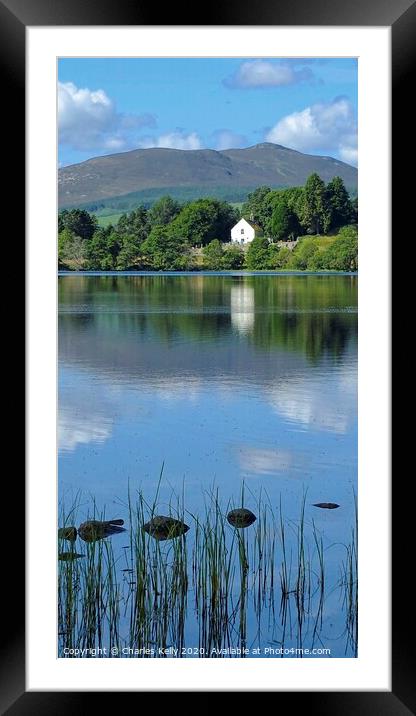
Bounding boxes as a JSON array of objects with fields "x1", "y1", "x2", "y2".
[
  {"x1": 59, "y1": 278, "x2": 356, "y2": 378},
  {"x1": 230, "y1": 285, "x2": 255, "y2": 334},
  {"x1": 58, "y1": 275, "x2": 357, "y2": 505},
  {"x1": 59, "y1": 371, "x2": 114, "y2": 451},
  {"x1": 237, "y1": 446, "x2": 293, "y2": 475},
  {"x1": 59, "y1": 403, "x2": 113, "y2": 451},
  {"x1": 267, "y1": 366, "x2": 356, "y2": 434},
  {"x1": 59, "y1": 274, "x2": 357, "y2": 366},
  {"x1": 58, "y1": 274, "x2": 358, "y2": 658}
]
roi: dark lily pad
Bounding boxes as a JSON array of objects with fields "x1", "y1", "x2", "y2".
[
  {"x1": 58, "y1": 526, "x2": 77, "y2": 541},
  {"x1": 142, "y1": 515, "x2": 189, "y2": 541},
  {"x1": 59, "y1": 552, "x2": 85, "y2": 561},
  {"x1": 78, "y1": 519, "x2": 126, "y2": 542},
  {"x1": 227, "y1": 508, "x2": 257, "y2": 528},
  {"x1": 313, "y1": 503, "x2": 340, "y2": 509}
]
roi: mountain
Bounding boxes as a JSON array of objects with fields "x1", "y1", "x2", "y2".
[{"x1": 58, "y1": 142, "x2": 357, "y2": 209}]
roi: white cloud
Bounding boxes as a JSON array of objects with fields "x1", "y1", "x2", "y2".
[
  {"x1": 212, "y1": 129, "x2": 247, "y2": 150},
  {"x1": 266, "y1": 97, "x2": 357, "y2": 165},
  {"x1": 225, "y1": 60, "x2": 314, "y2": 88},
  {"x1": 138, "y1": 130, "x2": 203, "y2": 150},
  {"x1": 58, "y1": 81, "x2": 156, "y2": 153},
  {"x1": 338, "y1": 133, "x2": 358, "y2": 165}
]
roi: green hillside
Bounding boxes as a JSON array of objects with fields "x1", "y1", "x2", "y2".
[{"x1": 58, "y1": 142, "x2": 358, "y2": 210}]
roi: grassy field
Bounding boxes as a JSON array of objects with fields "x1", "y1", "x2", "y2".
[
  {"x1": 95, "y1": 212, "x2": 125, "y2": 227},
  {"x1": 297, "y1": 235, "x2": 338, "y2": 250},
  {"x1": 92, "y1": 200, "x2": 243, "y2": 230},
  {"x1": 93, "y1": 202, "x2": 244, "y2": 229},
  {"x1": 65, "y1": 185, "x2": 262, "y2": 215}
]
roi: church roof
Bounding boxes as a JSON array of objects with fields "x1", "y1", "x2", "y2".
[{"x1": 232, "y1": 218, "x2": 261, "y2": 232}]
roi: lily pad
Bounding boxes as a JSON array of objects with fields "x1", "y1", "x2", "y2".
[
  {"x1": 58, "y1": 526, "x2": 77, "y2": 541},
  {"x1": 313, "y1": 503, "x2": 340, "y2": 509},
  {"x1": 227, "y1": 508, "x2": 257, "y2": 528},
  {"x1": 78, "y1": 519, "x2": 126, "y2": 542},
  {"x1": 143, "y1": 515, "x2": 189, "y2": 541}
]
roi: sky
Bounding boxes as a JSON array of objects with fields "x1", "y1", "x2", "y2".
[{"x1": 58, "y1": 57, "x2": 358, "y2": 168}]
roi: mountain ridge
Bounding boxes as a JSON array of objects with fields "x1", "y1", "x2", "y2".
[{"x1": 58, "y1": 142, "x2": 357, "y2": 209}]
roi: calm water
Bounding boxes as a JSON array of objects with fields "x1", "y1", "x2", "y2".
[{"x1": 58, "y1": 273, "x2": 358, "y2": 657}]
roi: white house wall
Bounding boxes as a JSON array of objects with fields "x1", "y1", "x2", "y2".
[{"x1": 230, "y1": 218, "x2": 256, "y2": 245}]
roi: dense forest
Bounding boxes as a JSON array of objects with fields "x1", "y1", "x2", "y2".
[{"x1": 58, "y1": 173, "x2": 358, "y2": 272}]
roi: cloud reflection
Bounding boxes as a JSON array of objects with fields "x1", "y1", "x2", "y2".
[
  {"x1": 238, "y1": 446, "x2": 292, "y2": 475},
  {"x1": 59, "y1": 406, "x2": 113, "y2": 451},
  {"x1": 147, "y1": 377, "x2": 202, "y2": 401},
  {"x1": 267, "y1": 366, "x2": 357, "y2": 434},
  {"x1": 59, "y1": 375, "x2": 115, "y2": 452}
]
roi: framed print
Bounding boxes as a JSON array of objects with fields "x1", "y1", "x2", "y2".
[{"x1": 2, "y1": 0, "x2": 405, "y2": 707}]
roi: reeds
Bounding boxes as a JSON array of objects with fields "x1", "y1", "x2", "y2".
[
  {"x1": 58, "y1": 483, "x2": 357, "y2": 658},
  {"x1": 340, "y1": 490, "x2": 358, "y2": 656}
]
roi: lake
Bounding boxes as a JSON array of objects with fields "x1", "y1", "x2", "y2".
[{"x1": 58, "y1": 273, "x2": 358, "y2": 658}]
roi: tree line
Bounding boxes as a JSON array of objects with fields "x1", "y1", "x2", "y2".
[{"x1": 58, "y1": 173, "x2": 358, "y2": 272}]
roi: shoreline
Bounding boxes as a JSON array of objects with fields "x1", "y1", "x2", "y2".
[{"x1": 58, "y1": 270, "x2": 358, "y2": 277}]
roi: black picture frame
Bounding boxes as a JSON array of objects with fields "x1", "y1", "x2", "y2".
[{"x1": 5, "y1": 0, "x2": 404, "y2": 708}]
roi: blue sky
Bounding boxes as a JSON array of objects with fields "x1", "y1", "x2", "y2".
[{"x1": 58, "y1": 57, "x2": 357, "y2": 167}]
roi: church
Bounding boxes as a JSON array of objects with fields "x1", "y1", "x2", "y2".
[{"x1": 230, "y1": 218, "x2": 261, "y2": 245}]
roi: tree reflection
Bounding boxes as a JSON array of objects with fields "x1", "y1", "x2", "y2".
[{"x1": 59, "y1": 274, "x2": 357, "y2": 369}]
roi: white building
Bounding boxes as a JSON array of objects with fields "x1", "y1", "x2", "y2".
[{"x1": 230, "y1": 218, "x2": 258, "y2": 245}]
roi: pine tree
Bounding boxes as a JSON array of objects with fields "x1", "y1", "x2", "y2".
[
  {"x1": 270, "y1": 198, "x2": 299, "y2": 241},
  {"x1": 301, "y1": 173, "x2": 327, "y2": 235},
  {"x1": 326, "y1": 176, "x2": 354, "y2": 230}
]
